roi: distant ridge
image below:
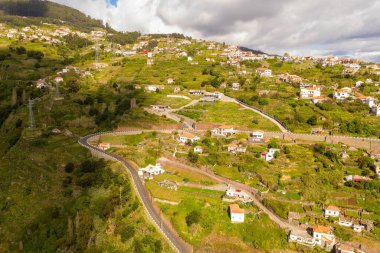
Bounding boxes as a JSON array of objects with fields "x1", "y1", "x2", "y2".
[
  {"x1": 238, "y1": 46, "x2": 266, "y2": 55},
  {"x1": 0, "y1": 0, "x2": 106, "y2": 32}
]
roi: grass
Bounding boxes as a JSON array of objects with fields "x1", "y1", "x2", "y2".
[{"x1": 180, "y1": 101, "x2": 280, "y2": 131}]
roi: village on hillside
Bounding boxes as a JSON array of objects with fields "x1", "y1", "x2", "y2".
[{"x1": 1, "y1": 18, "x2": 380, "y2": 253}]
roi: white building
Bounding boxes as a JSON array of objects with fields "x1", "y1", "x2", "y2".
[
  {"x1": 193, "y1": 146, "x2": 203, "y2": 153},
  {"x1": 227, "y1": 143, "x2": 246, "y2": 154},
  {"x1": 324, "y1": 205, "x2": 340, "y2": 219},
  {"x1": 54, "y1": 76, "x2": 63, "y2": 83},
  {"x1": 371, "y1": 105, "x2": 380, "y2": 116},
  {"x1": 288, "y1": 230, "x2": 315, "y2": 247},
  {"x1": 229, "y1": 204, "x2": 244, "y2": 223},
  {"x1": 334, "y1": 87, "x2": 352, "y2": 100},
  {"x1": 250, "y1": 131, "x2": 264, "y2": 142},
  {"x1": 256, "y1": 68, "x2": 272, "y2": 77},
  {"x1": 138, "y1": 163, "x2": 165, "y2": 179},
  {"x1": 300, "y1": 86, "x2": 321, "y2": 99},
  {"x1": 312, "y1": 226, "x2": 335, "y2": 250},
  {"x1": 167, "y1": 78, "x2": 174, "y2": 85},
  {"x1": 225, "y1": 188, "x2": 250, "y2": 200},
  {"x1": 232, "y1": 82, "x2": 240, "y2": 90},
  {"x1": 151, "y1": 105, "x2": 171, "y2": 111},
  {"x1": 179, "y1": 133, "x2": 200, "y2": 144},
  {"x1": 312, "y1": 96, "x2": 329, "y2": 104},
  {"x1": 335, "y1": 243, "x2": 355, "y2": 253},
  {"x1": 356, "y1": 95, "x2": 375, "y2": 107},
  {"x1": 353, "y1": 224, "x2": 364, "y2": 233},
  {"x1": 261, "y1": 148, "x2": 280, "y2": 161},
  {"x1": 97, "y1": 143, "x2": 111, "y2": 150},
  {"x1": 212, "y1": 125, "x2": 235, "y2": 137}
]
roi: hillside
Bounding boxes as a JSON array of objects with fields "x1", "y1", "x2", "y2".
[
  {"x1": 0, "y1": 0, "x2": 105, "y2": 32},
  {"x1": 0, "y1": 3, "x2": 379, "y2": 252}
]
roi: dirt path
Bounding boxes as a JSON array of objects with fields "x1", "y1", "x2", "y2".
[{"x1": 157, "y1": 157, "x2": 304, "y2": 234}]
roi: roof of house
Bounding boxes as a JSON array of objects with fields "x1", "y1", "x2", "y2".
[
  {"x1": 229, "y1": 204, "x2": 244, "y2": 214},
  {"x1": 228, "y1": 143, "x2": 238, "y2": 148},
  {"x1": 337, "y1": 244, "x2": 355, "y2": 252},
  {"x1": 312, "y1": 225, "x2": 332, "y2": 234},
  {"x1": 369, "y1": 150, "x2": 380, "y2": 155},
  {"x1": 256, "y1": 67, "x2": 270, "y2": 71},
  {"x1": 181, "y1": 133, "x2": 198, "y2": 139},
  {"x1": 313, "y1": 96, "x2": 328, "y2": 100},
  {"x1": 326, "y1": 205, "x2": 340, "y2": 212},
  {"x1": 98, "y1": 143, "x2": 110, "y2": 147},
  {"x1": 219, "y1": 125, "x2": 234, "y2": 130}
]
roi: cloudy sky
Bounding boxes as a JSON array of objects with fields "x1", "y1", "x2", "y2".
[{"x1": 52, "y1": 0, "x2": 380, "y2": 62}]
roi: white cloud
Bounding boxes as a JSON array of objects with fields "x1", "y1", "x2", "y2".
[{"x1": 52, "y1": 0, "x2": 380, "y2": 62}]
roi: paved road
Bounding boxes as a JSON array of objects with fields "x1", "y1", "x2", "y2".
[
  {"x1": 78, "y1": 134, "x2": 191, "y2": 253},
  {"x1": 158, "y1": 157, "x2": 304, "y2": 234}
]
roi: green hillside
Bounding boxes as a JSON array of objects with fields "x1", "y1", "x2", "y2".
[{"x1": 0, "y1": 0, "x2": 105, "y2": 32}]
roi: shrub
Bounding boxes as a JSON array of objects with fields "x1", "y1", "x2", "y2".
[
  {"x1": 64, "y1": 162, "x2": 75, "y2": 173},
  {"x1": 186, "y1": 210, "x2": 201, "y2": 226}
]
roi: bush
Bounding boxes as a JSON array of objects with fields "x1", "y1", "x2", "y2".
[
  {"x1": 27, "y1": 50, "x2": 44, "y2": 60},
  {"x1": 186, "y1": 210, "x2": 201, "y2": 226},
  {"x1": 64, "y1": 162, "x2": 75, "y2": 173}
]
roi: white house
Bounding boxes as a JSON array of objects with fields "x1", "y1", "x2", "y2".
[
  {"x1": 335, "y1": 243, "x2": 355, "y2": 253},
  {"x1": 194, "y1": 146, "x2": 203, "y2": 153},
  {"x1": 97, "y1": 143, "x2": 111, "y2": 150},
  {"x1": 187, "y1": 56, "x2": 193, "y2": 62},
  {"x1": 167, "y1": 78, "x2": 174, "y2": 85},
  {"x1": 334, "y1": 87, "x2": 352, "y2": 100},
  {"x1": 324, "y1": 205, "x2": 340, "y2": 219},
  {"x1": 260, "y1": 151, "x2": 274, "y2": 161},
  {"x1": 371, "y1": 105, "x2": 380, "y2": 116},
  {"x1": 36, "y1": 79, "x2": 48, "y2": 89},
  {"x1": 151, "y1": 105, "x2": 171, "y2": 111},
  {"x1": 250, "y1": 131, "x2": 264, "y2": 142},
  {"x1": 145, "y1": 85, "x2": 159, "y2": 92},
  {"x1": 312, "y1": 226, "x2": 335, "y2": 250},
  {"x1": 225, "y1": 188, "x2": 250, "y2": 200},
  {"x1": 232, "y1": 82, "x2": 240, "y2": 90},
  {"x1": 300, "y1": 86, "x2": 321, "y2": 99},
  {"x1": 312, "y1": 96, "x2": 329, "y2": 104},
  {"x1": 179, "y1": 133, "x2": 200, "y2": 143},
  {"x1": 256, "y1": 67, "x2": 272, "y2": 77},
  {"x1": 288, "y1": 230, "x2": 315, "y2": 247},
  {"x1": 138, "y1": 163, "x2": 165, "y2": 179},
  {"x1": 212, "y1": 125, "x2": 235, "y2": 137},
  {"x1": 353, "y1": 224, "x2": 364, "y2": 233},
  {"x1": 356, "y1": 95, "x2": 375, "y2": 107},
  {"x1": 229, "y1": 204, "x2": 244, "y2": 223},
  {"x1": 338, "y1": 217, "x2": 353, "y2": 227},
  {"x1": 261, "y1": 148, "x2": 280, "y2": 161},
  {"x1": 54, "y1": 76, "x2": 63, "y2": 83},
  {"x1": 227, "y1": 143, "x2": 246, "y2": 154}
]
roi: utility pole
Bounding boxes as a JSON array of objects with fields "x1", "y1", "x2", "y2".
[
  {"x1": 166, "y1": 33, "x2": 171, "y2": 59},
  {"x1": 95, "y1": 41, "x2": 99, "y2": 63},
  {"x1": 28, "y1": 98, "x2": 35, "y2": 130},
  {"x1": 55, "y1": 81, "x2": 60, "y2": 98}
]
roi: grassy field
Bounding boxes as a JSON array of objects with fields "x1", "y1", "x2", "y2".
[{"x1": 178, "y1": 101, "x2": 280, "y2": 131}]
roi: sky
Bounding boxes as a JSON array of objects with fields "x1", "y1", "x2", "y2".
[{"x1": 52, "y1": 0, "x2": 380, "y2": 62}]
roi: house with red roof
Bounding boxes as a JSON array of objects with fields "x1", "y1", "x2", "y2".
[
  {"x1": 256, "y1": 67, "x2": 272, "y2": 77},
  {"x1": 179, "y1": 132, "x2": 200, "y2": 144},
  {"x1": 312, "y1": 225, "x2": 335, "y2": 250},
  {"x1": 324, "y1": 205, "x2": 340, "y2": 219},
  {"x1": 98, "y1": 143, "x2": 111, "y2": 150},
  {"x1": 229, "y1": 204, "x2": 245, "y2": 223}
]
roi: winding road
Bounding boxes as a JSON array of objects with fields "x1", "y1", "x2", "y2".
[{"x1": 78, "y1": 133, "x2": 191, "y2": 253}]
